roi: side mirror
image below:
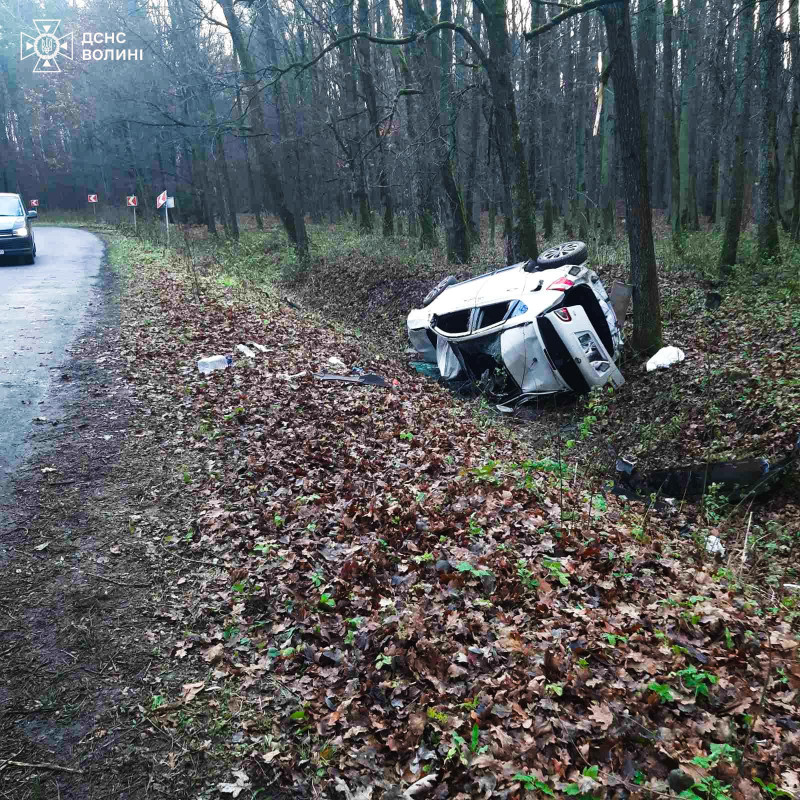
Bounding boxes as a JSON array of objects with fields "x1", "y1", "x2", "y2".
[{"x1": 27, "y1": 210, "x2": 37, "y2": 219}]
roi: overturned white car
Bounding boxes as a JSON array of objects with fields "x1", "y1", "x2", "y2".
[{"x1": 407, "y1": 241, "x2": 626, "y2": 400}]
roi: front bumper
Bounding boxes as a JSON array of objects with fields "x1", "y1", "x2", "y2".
[{"x1": 0, "y1": 234, "x2": 33, "y2": 254}]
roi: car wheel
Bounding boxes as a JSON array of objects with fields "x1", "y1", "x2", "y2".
[
  {"x1": 536, "y1": 241, "x2": 588, "y2": 268},
  {"x1": 423, "y1": 275, "x2": 457, "y2": 307}
]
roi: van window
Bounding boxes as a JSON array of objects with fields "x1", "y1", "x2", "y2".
[{"x1": 0, "y1": 196, "x2": 24, "y2": 216}]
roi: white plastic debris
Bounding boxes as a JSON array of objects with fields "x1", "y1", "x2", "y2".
[
  {"x1": 328, "y1": 356, "x2": 347, "y2": 369},
  {"x1": 236, "y1": 344, "x2": 256, "y2": 358},
  {"x1": 705, "y1": 535, "x2": 725, "y2": 555},
  {"x1": 646, "y1": 346, "x2": 686, "y2": 372},
  {"x1": 197, "y1": 355, "x2": 230, "y2": 374},
  {"x1": 249, "y1": 342, "x2": 268, "y2": 353}
]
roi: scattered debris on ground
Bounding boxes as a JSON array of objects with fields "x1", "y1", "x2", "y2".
[
  {"x1": 646, "y1": 346, "x2": 686, "y2": 372},
  {"x1": 106, "y1": 239, "x2": 800, "y2": 799}
]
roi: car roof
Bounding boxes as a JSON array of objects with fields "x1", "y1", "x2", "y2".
[{"x1": 0, "y1": 192, "x2": 22, "y2": 197}]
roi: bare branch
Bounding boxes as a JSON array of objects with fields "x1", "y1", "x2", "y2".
[
  {"x1": 472, "y1": 0, "x2": 492, "y2": 19},
  {"x1": 530, "y1": 0, "x2": 574, "y2": 8},
  {"x1": 270, "y1": 22, "x2": 491, "y2": 80},
  {"x1": 524, "y1": 0, "x2": 621, "y2": 39}
]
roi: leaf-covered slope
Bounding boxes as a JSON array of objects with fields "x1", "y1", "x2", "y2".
[{"x1": 122, "y1": 266, "x2": 800, "y2": 799}]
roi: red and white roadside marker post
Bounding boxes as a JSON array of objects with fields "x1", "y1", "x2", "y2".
[
  {"x1": 156, "y1": 190, "x2": 168, "y2": 245},
  {"x1": 88, "y1": 193, "x2": 98, "y2": 220},
  {"x1": 30, "y1": 199, "x2": 39, "y2": 208},
  {"x1": 127, "y1": 195, "x2": 138, "y2": 232}
]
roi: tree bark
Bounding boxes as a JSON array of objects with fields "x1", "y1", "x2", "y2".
[
  {"x1": 407, "y1": 0, "x2": 471, "y2": 262},
  {"x1": 635, "y1": 0, "x2": 657, "y2": 189},
  {"x1": 718, "y1": 0, "x2": 754, "y2": 273},
  {"x1": 790, "y1": 0, "x2": 800, "y2": 241},
  {"x1": 233, "y1": 51, "x2": 263, "y2": 230},
  {"x1": 260, "y1": 3, "x2": 309, "y2": 247},
  {"x1": 464, "y1": 1, "x2": 484, "y2": 241},
  {"x1": 357, "y1": 0, "x2": 394, "y2": 236},
  {"x1": 482, "y1": 0, "x2": 538, "y2": 263},
  {"x1": 218, "y1": 0, "x2": 308, "y2": 257},
  {"x1": 755, "y1": 0, "x2": 781, "y2": 262},
  {"x1": 663, "y1": 0, "x2": 680, "y2": 234},
  {"x1": 600, "y1": 0, "x2": 661, "y2": 354}
]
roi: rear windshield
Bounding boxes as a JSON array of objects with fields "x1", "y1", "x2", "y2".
[{"x1": 0, "y1": 196, "x2": 24, "y2": 216}]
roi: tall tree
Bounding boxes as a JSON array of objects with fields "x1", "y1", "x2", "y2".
[
  {"x1": 528, "y1": 0, "x2": 662, "y2": 354},
  {"x1": 790, "y1": 0, "x2": 800, "y2": 241},
  {"x1": 663, "y1": 0, "x2": 680, "y2": 234},
  {"x1": 357, "y1": 0, "x2": 394, "y2": 235},
  {"x1": 635, "y1": 0, "x2": 657, "y2": 188},
  {"x1": 718, "y1": 0, "x2": 755, "y2": 273},
  {"x1": 483, "y1": 0, "x2": 538, "y2": 263},
  {"x1": 218, "y1": 0, "x2": 309, "y2": 256},
  {"x1": 755, "y1": 0, "x2": 781, "y2": 261}
]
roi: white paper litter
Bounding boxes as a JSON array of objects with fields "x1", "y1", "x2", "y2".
[
  {"x1": 646, "y1": 346, "x2": 686, "y2": 372},
  {"x1": 328, "y1": 356, "x2": 347, "y2": 368},
  {"x1": 705, "y1": 535, "x2": 725, "y2": 555},
  {"x1": 236, "y1": 344, "x2": 256, "y2": 358}
]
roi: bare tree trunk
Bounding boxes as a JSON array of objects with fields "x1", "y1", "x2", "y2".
[
  {"x1": 483, "y1": 0, "x2": 538, "y2": 263},
  {"x1": 790, "y1": 0, "x2": 800, "y2": 241},
  {"x1": 755, "y1": 0, "x2": 781, "y2": 262},
  {"x1": 407, "y1": 0, "x2": 471, "y2": 262},
  {"x1": 261, "y1": 2, "x2": 309, "y2": 247},
  {"x1": 600, "y1": 0, "x2": 661, "y2": 354},
  {"x1": 232, "y1": 51, "x2": 263, "y2": 230},
  {"x1": 218, "y1": 0, "x2": 308, "y2": 257},
  {"x1": 663, "y1": 0, "x2": 680, "y2": 235},
  {"x1": 718, "y1": 0, "x2": 754, "y2": 272},
  {"x1": 356, "y1": 0, "x2": 394, "y2": 236},
  {"x1": 464, "y1": 1, "x2": 484, "y2": 241}
]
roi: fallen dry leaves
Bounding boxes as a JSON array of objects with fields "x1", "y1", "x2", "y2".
[{"x1": 118, "y1": 259, "x2": 799, "y2": 799}]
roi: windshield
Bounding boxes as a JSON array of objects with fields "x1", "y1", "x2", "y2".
[{"x1": 0, "y1": 196, "x2": 24, "y2": 216}]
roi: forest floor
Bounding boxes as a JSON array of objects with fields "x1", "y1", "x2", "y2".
[{"x1": 2, "y1": 215, "x2": 798, "y2": 800}]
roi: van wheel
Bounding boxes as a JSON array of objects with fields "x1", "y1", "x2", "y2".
[{"x1": 536, "y1": 241, "x2": 588, "y2": 268}]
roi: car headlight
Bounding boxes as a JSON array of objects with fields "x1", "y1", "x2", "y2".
[{"x1": 12, "y1": 226, "x2": 28, "y2": 237}]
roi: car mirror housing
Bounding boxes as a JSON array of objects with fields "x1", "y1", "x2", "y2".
[{"x1": 27, "y1": 210, "x2": 37, "y2": 219}]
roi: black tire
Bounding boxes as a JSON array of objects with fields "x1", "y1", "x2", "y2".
[
  {"x1": 536, "y1": 240, "x2": 588, "y2": 268},
  {"x1": 423, "y1": 275, "x2": 457, "y2": 307}
]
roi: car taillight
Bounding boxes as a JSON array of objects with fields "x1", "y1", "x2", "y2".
[
  {"x1": 546, "y1": 278, "x2": 574, "y2": 292},
  {"x1": 554, "y1": 308, "x2": 571, "y2": 322}
]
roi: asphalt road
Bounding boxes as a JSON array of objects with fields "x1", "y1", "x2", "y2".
[{"x1": 0, "y1": 226, "x2": 104, "y2": 479}]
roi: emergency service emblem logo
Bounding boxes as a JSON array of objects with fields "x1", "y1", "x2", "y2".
[{"x1": 20, "y1": 20, "x2": 74, "y2": 74}]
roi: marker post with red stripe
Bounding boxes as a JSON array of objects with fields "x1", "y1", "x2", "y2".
[
  {"x1": 127, "y1": 195, "x2": 138, "y2": 232},
  {"x1": 156, "y1": 190, "x2": 168, "y2": 245}
]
